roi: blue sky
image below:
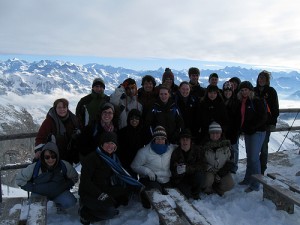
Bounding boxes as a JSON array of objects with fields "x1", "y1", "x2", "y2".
[{"x1": 1, "y1": 0, "x2": 300, "y2": 71}]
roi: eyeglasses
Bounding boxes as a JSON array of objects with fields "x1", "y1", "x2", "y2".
[{"x1": 44, "y1": 155, "x2": 57, "y2": 160}]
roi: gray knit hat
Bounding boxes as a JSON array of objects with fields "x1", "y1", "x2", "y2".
[
  {"x1": 209, "y1": 122, "x2": 222, "y2": 133},
  {"x1": 92, "y1": 78, "x2": 105, "y2": 89}
]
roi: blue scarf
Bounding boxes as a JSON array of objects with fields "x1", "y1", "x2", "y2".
[
  {"x1": 151, "y1": 142, "x2": 169, "y2": 155},
  {"x1": 96, "y1": 147, "x2": 144, "y2": 188}
]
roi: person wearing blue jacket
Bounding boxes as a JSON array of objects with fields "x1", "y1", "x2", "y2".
[{"x1": 16, "y1": 136, "x2": 78, "y2": 210}]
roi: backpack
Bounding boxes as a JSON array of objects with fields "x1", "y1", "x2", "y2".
[{"x1": 32, "y1": 160, "x2": 67, "y2": 179}]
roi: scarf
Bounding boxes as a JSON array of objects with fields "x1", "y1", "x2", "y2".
[
  {"x1": 96, "y1": 147, "x2": 144, "y2": 188},
  {"x1": 100, "y1": 120, "x2": 114, "y2": 132},
  {"x1": 151, "y1": 142, "x2": 168, "y2": 155}
]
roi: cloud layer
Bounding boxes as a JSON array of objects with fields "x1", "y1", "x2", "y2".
[{"x1": 1, "y1": 0, "x2": 300, "y2": 70}]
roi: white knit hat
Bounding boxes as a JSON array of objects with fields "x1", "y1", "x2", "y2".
[{"x1": 209, "y1": 122, "x2": 222, "y2": 133}]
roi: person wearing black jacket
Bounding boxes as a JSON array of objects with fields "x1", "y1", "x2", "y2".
[
  {"x1": 170, "y1": 129, "x2": 205, "y2": 199},
  {"x1": 254, "y1": 70, "x2": 279, "y2": 175},
  {"x1": 237, "y1": 81, "x2": 267, "y2": 193}
]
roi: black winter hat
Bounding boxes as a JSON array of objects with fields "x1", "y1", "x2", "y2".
[
  {"x1": 127, "y1": 109, "x2": 142, "y2": 124},
  {"x1": 100, "y1": 132, "x2": 118, "y2": 146},
  {"x1": 92, "y1": 78, "x2": 105, "y2": 89},
  {"x1": 239, "y1": 81, "x2": 254, "y2": 91},
  {"x1": 179, "y1": 129, "x2": 192, "y2": 138},
  {"x1": 162, "y1": 68, "x2": 174, "y2": 82}
]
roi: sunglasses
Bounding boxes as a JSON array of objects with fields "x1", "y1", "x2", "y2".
[{"x1": 44, "y1": 155, "x2": 57, "y2": 160}]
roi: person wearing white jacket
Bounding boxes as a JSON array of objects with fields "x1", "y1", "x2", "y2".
[{"x1": 131, "y1": 125, "x2": 177, "y2": 208}]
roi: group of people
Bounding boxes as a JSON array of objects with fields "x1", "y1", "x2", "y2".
[{"x1": 16, "y1": 67, "x2": 279, "y2": 224}]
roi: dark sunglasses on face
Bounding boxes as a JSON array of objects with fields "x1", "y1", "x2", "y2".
[{"x1": 44, "y1": 155, "x2": 57, "y2": 160}]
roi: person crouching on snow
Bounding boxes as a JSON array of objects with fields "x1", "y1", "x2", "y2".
[
  {"x1": 200, "y1": 122, "x2": 235, "y2": 196},
  {"x1": 78, "y1": 132, "x2": 143, "y2": 225},
  {"x1": 131, "y1": 125, "x2": 177, "y2": 208},
  {"x1": 16, "y1": 136, "x2": 78, "y2": 211}
]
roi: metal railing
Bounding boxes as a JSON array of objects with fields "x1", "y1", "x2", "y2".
[{"x1": 0, "y1": 108, "x2": 299, "y2": 202}]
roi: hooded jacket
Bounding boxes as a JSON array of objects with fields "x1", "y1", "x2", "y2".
[{"x1": 16, "y1": 141, "x2": 78, "y2": 199}]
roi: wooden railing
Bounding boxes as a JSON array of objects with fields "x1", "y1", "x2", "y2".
[{"x1": 0, "y1": 108, "x2": 299, "y2": 202}]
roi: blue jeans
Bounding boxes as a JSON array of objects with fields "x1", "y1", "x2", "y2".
[
  {"x1": 260, "y1": 130, "x2": 271, "y2": 174},
  {"x1": 32, "y1": 190, "x2": 77, "y2": 209},
  {"x1": 244, "y1": 131, "x2": 266, "y2": 190}
]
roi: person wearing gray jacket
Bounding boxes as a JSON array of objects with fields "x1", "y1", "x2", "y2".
[{"x1": 16, "y1": 136, "x2": 78, "y2": 210}]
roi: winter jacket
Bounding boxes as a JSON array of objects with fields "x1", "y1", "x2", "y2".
[
  {"x1": 110, "y1": 86, "x2": 143, "y2": 129},
  {"x1": 117, "y1": 112, "x2": 151, "y2": 171},
  {"x1": 76, "y1": 91, "x2": 110, "y2": 126},
  {"x1": 16, "y1": 161, "x2": 78, "y2": 199},
  {"x1": 137, "y1": 88, "x2": 158, "y2": 120},
  {"x1": 223, "y1": 97, "x2": 240, "y2": 144},
  {"x1": 254, "y1": 85, "x2": 279, "y2": 126},
  {"x1": 189, "y1": 82, "x2": 206, "y2": 101},
  {"x1": 200, "y1": 139, "x2": 233, "y2": 177},
  {"x1": 174, "y1": 92, "x2": 199, "y2": 139},
  {"x1": 131, "y1": 143, "x2": 176, "y2": 184},
  {"x1": 239, "y1": 97, "x2": 267, "y2": 135},
  {"x1": 170, "y1": 144, "x2": 204, "y2": 184},
  {"x1": 197, "y1": 95, "x2": 228, "y2": 143},
  {"x1": 146, "y1": 99, "x2": 184, "y2": 144},
  {"x1": 79, "y1": 150, "x2": 130, "y2": 207},
  {"x1": 35, "y1": 108, "x2": 81, "y2": 164}
]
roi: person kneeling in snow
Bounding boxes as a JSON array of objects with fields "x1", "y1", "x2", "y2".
[
  {"x1": 200, "y1": 122, "x2": 235, "y2": 196},
  {"x1": 78, "y1": 132, "x2": 143, "y2": 225},
  {"x1": 170, "y1": 129, "x2": 205, "y2": 200},
  {"x1": 16, "y1": 136, "x2": 78, "y2": 211}
]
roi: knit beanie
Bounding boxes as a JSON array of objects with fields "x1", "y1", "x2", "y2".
[
  {"x1": 92, "y1": 78, "x2": 105, "y2": 89},
  {"x1": 101, "y1": 102, "x2": 115, "y2": 113},
  {"x1": 209, "y1": 73, "x2": 218, "y2": 80},
  {"x1": 100, "y1": 132, "x2": 118, "y2": 146},
  {"x1": 223, "y1": 81, "x2": 233, "y2": 91},
  {"x1": 162, "y1": 68, "x2": 174, "y2": 82},
  {"x1": 152, "y1": 126, "x2": 168, "y2": 140},
  {"x1": 179, "y1": 129, "x2": 192, "y2": 138},
  {"x1": 239, "y1": 81, "x2": 254, "y2": 91},
  {"x1": 209, "y1": 122, "x2": 222, "y2": 133}
]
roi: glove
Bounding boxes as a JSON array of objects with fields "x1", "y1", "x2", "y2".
[
  {"x1": 147, "y1": 171, "x2": 156, "y2": 181},
  {"x1": 176, "y1": 164, "x2": 186, "y2": 175},
  {"x1": 98, "y1": 192, "x2": 110, "y2": 201}
]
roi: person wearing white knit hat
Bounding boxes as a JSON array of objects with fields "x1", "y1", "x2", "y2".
[{"x1": 200, "y1": 121, "x2": 235, "y2": 196}]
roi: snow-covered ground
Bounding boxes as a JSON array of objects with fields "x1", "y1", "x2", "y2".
[{"x1": 2, "y1": 147, "x2": 300, "y2": 225}]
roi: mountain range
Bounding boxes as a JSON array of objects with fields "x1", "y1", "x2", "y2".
[{"x1": 1, "y1": 58, "x2": 300, "y2": 99}]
